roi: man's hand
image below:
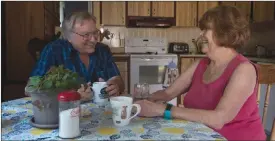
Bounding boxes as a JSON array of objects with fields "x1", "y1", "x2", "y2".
[
  {"x1": 99, "y1": 76, "x2": 123, "y2": 96},
  {"x1": 77, "y1": 82, "x2": 93, "y2": 101}
]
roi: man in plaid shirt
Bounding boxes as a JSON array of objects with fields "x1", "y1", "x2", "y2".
[{"x1": 30, "y1": 12, "x2": 124, "y2": 101}]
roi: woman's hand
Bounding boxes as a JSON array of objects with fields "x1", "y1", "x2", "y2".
[
  {"x1": 77, "y1": 82, "x2": 93, "y2": 101},
  {"x1": 147, "y1": 90, "x2": 168, "y2": 103},
  {"x1": 134, "y1": 100, "x2": 166, "y2": 117}
]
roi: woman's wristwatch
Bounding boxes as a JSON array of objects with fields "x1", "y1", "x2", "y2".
[{"x1": 163, "y1": 103, "x2": 173, "y2": 120}]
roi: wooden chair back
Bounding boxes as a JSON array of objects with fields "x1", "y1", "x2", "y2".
[
  {"x1": 27, "y1": 38, "x2": 48, "y2": 62},
  {"x1": 256, "y1": 63, "x2": 275, "y2": 140},
  {"x1": 271, "y1": 118, "x2": 275, "y2": 140}
]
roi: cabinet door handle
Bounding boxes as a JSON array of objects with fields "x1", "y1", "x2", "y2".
[{"x1": 147, "y1": 8, "x2": 150, "y2": 15}]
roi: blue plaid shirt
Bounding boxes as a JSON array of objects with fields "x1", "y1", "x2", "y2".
[{"x1": 30, "y1": 39, "x2": 120, "y2": 83}]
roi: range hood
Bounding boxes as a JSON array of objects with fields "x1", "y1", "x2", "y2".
[{"x1": 126, "y1": 16, "x2": 175, "y2": 28}]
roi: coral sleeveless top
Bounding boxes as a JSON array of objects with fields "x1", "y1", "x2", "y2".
[{"x1": 183, "y1": 54, "x2": 266, "y2": 140}]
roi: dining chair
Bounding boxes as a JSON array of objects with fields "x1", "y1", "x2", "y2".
[
  {"x1": 27, "y1": 33, "x2": 61, "y2": 62},
  {"x1": 27, "y1": 38, "x2": 48, "y2": 62},
  {"x1": 271, "y1": 118, "x2": 275, "y2": 140},
  {"x1": 256, "y1": 63, "x2": 275, "y2": 140}
]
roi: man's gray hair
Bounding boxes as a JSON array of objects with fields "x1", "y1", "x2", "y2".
[{"x1": 61, "y1": 11, "x2": 97, "y2": 39}]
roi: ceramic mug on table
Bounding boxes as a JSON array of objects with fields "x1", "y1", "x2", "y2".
[
  {"x1": 91, "y1": 82, "x2": 109, "y2": 105},
  {"x1": 110, "y1": 96, "x2": 141, "y2": 127}
]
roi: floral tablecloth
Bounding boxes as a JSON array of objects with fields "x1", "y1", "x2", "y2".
[{"x1": 2, "y1": 97, "x2": 227, "y2": 140}]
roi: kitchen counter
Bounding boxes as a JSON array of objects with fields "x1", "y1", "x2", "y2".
[
  {"x1": 178, "y1": 54, "x2": 275, "y2": 64},
  {"x1": 112, "y1": 53, "x2": 275, "y2": 64},
  {"x1": 179, "y1": 54, "x2": 207, "y2": 58},
  {"x1": 247, "y1": 57, "x2": 275, "y2": 64},
  {"x1": 112, "y1": 53, "x2": 130, "y2": 57}
]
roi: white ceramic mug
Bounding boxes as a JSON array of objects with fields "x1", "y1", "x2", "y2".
[
  {"x1": 110, "y1": 96, "x2": 141, "y2": 127},
  {"x1": 91, "y1": 82, "x2": 109, "y2": 104}
]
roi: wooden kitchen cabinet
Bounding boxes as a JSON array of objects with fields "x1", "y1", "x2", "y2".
[
  {"x1": 152, "y1": 2, "x2": 175, "y2": 17},
  {"x1": 176, "y1": 2, "x2": 197, "y2": 27},
  {"x1": 180, "y1": 57, "x2": 204, "y2": 73},
  {"x1": 193, "y1": 57, "x2": 203, "y2": 62},
  {"x1": 198, "y1": 2, "x2": 219, "y2": 20},
  {"x1": 179, "y1": 57, "x2": 196, "y2": 106},
  {"x1": 220, "y1": 1, "x2": 236, "y2": 6},
  {"x1": 91, "y1": 1, "x2": 101, "y2": 28},
  {"x1": 236, "y1": 1, "x2": 252, "y2": 22},
  {"x1": 119, "y1": 71, "x2": 128, "y2": 95},
  {"x1": 101, "y1": 2, "x2": 125, "y2": 26},
  {"x1": 44, "y1": 10, "x2": 59, "y2": 40},
  {"x1": 127, "y1": 2, "x2": 150, "y2": 17},
  {"x1": 45, "y1": 1, "x2": 59, "y2": 20},
  {"x1": 4, "y1": 1, "x2": 60, "y2": 83},
  {"x1": 179, "y1": 57, "x2": 204, "y2": 105},
  {"x1": 218, "y1": 2, "x2": 252, "y2": 22},
  {"x1": 180, "y1": 58, "x2": 195, "y2": 74},
  {"x1": 114, "y1": 57, "x2": 130, "y2": 95},
  {"x1": 44, "y1": 1, "x2": 55, "y2": 13},
  {"x1": 91, "y1": 1, "x2": 274, "y2": 28},
  {"x1": 53, "y1": 2, "x2": 59, "y2": 19},
  {"x1": 253, "y1": 1, "x2": 275, "y2": 22},
  {"x1": 44, "y1": 2, "x2": 60, "y2": 41}
]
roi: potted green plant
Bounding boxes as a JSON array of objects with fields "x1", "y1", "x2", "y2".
[{"x1": 25, "y1": 65, "x2": 83, "y2": 128}]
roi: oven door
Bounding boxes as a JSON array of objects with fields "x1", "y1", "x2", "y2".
[{"x1": 130, "y1": 54, "x2": 178, "y2": 105}]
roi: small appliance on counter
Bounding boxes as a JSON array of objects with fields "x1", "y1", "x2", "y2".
[{"x1": 168, "y1": 42, "x2": 190, "y2": 54}]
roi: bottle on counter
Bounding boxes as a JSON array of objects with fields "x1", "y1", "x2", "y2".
[{"x1": 58, "y1": 91, "x2": 81, "y2": 139}]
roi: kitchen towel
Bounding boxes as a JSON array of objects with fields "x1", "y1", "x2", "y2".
[{"x1": 163, "y1": 60, "x2": 179, "y2": 89}]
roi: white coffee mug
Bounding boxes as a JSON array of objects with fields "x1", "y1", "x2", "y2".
[
  {"x1": 91, "y1": 82, "x2": 109, "y2": 104},
  {"x1": 110, "y1": 96, "x2": 141, "y2": 127}
]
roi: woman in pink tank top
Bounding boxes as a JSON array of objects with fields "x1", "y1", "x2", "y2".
[{"x1": 134, "y1": 5, "x2": 266, "y2": 140}]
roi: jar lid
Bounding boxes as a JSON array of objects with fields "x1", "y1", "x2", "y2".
[{"x1": 58, "y1": 90, "x2": 81, "y2": 101}]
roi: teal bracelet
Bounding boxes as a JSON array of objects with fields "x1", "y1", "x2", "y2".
[
  {"x1": 164, "y1": 110, "x2": 172, "y2": 120},
  {"x1": 164, "y1": 103, "x2": 173, "y2": 120}
]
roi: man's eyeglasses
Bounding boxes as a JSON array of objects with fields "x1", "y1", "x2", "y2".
[{"x1": 72, "y1": 30, "x2": 100, "y2": 40}]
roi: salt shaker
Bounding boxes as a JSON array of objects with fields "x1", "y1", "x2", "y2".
[{"x1": 58, "y1": 91, "x2": 81, "y2": 139}]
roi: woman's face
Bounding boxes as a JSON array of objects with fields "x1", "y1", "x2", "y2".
[{"x1": 200, "y1": 29, "x2": 221, "y2": 57}]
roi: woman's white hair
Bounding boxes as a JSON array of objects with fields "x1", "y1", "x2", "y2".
[{"x1": 61, "y1": 11, "x2": 97, "y2": 39}]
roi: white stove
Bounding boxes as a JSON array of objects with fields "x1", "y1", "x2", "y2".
[{"x1": 126, "y1": 37, "x2": 178, "y2": 106}]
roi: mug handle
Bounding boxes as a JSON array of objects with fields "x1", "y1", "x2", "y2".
[{"x1": 128, "y1": 104, "x2": 141, "y2": 120}]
